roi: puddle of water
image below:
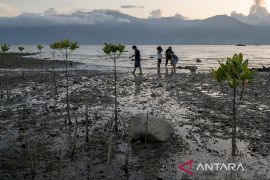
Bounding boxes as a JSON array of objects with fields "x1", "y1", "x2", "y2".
[{"x1": 201, "y1": 90, "x2": 222, "y2": 98}]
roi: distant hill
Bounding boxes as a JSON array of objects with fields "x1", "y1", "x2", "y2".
[{"x1": 0, "y1": 11, "x2": 270, "y2": 44}]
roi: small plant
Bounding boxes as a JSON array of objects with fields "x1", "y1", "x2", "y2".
[
  {"x1": 103, "y1": 43, "x2": 125, "y2": 131},
  {"x1": 18, "y1": 46, "x2": 24, "y2": 54},
  {"x1": 50, "y1": 42, "x2": 58, "y2": 67},
  {"x1": 54, "y1": 39, "x2": 79, "y2": 124},
  {"x1": 59, "y1": 149, "x2": 62, "y2": 180},
  {"x1": 37, "y1": 44, "x2": 44, "y2": 80},
  {"x1": 18, "y1": 46, "x2": 25, "y2": 79},
  {"x1": 1, "y1": 44, "x2": 10, "y2": 100},
  {"x1": 26, "y1": 142, "x2": 37, "y2": 180},
  {"x1": 85, "y1": 97, "x2": 90, "y2": 143},
  {"x1": 212, "y1": 53, "x2": 255, "y2": 156},
  {"x1": 37, "y1": 44, "x2": 44, "y2": 57},
  {"x1": 1, "y1": 44, "x2": 10, "y2": 54},
  {"x1": 50, "y1": 42, "x2": 58, "y2": 98}
]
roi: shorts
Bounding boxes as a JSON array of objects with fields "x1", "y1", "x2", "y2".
[
  {"x1": 171, "y1": 60, "x2": 177, "y2": 65},
  {"x1": 135, "y1": 61, "x2": 141, "y2": 68},
  {"x1": 158, "y1": 59, "x2": 161, "y2": 64}
]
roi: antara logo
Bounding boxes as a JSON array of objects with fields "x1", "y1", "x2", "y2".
[
  {"x1": 178, "y1": 160, "x2": 245, "y2": 175},
  {"x1": 178, "y1": 160, "x2": 194, "y2": 175}
]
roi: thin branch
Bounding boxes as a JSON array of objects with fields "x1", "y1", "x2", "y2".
[
  {"x1": 115, "y1": 53, "x2": 121, "y2": 60},
  {"x1": 219, "y1": 82, "x2": 231, "y2": 104},
  {"x1": 67, "y1": 50, "x2": 74, "y2": 56},
  {"x1": 236, "y1": 81, "x2": 245, "y2": 109},
  {"x1": 58, "y1": 49, "x2": 64, "y2": 55},
  {"x1": 109, "y1": 54, "x2": 114, "y2": 60}
]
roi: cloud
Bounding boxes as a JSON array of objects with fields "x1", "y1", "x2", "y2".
[
  {"x1": 249, "y1": 0, "x2": 269, "y2": 17},
  {"x1": 0, "y1": 9, "x2": 131, "y2": 27},
  {"x1": 174, "y1": 13, "x2": 188, "y2": 20},
  {"x1": 231, "y1": 0, "x2": 270, "y2": 25},
  {"x1": 92, "y1": 9, "x2": 120, "y2": 13},
  {"x1": 44, "y1": 8, "x2": 58, "y2": 16},
  {"x1": 120, "y1": 5, "x2": 144, "y2": 9},
  {"x1": 149, "y1": 9, "x2": 162, "y2": 19},
  {"x1": 0, "y1": 3, "x2": 19, "y2": 17},
  {"x1": 254, "y1": 0, "x2": 265, "y2": 6}
]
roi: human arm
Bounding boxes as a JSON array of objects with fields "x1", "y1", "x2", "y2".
[{"x1": 129, "y1": 54, "x2": 135, "y2": 59}]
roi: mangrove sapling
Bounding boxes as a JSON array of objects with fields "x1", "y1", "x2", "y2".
[
  {"x1": 124, "y1": 124, "x2": 131, "y2": 174},
  {"x1": 145, "y1": 112, "x2": 149, "y2": 148},
  {"x1": 37, "y1": 44, "x2": 44, "y2": 58},
  {"x1": 103, "y1": 43, "x2": 125, "y2": 131},
  {"x1": 59, "y1": 149, "x2": 62, "y2": 180},
  {"x1": 212, "y1": 53, "x2": 255, "y2": 156},
  {"x1": 68, "y1": 125, "x2": 78, "y2": 160},
  {"x1": 54, "y1": 40, "x2": 79, "y2": 125},
  {"x1": 50, "y1": 42, "x2": 58, "y2": 99},
  {"x1": 37, "y1": 44, "x2": 44, "y2": 80},
  {"x1": 1, "y1": 44, "x2": 10, "y2": 100},
  {"x1": 17, "y1": 106, "x2": 23, "y2": 128},
  {"x1": 18, "y1": 46, "x2": 24, "y2": 54},
  {"x1": 106, "y1": 131, "x2": 113, "y2": 179},
  {"x1": 85, "y1": 97, "x2": 90, "y2": 143},
  {"x1": 18, "y1": 46, "x2": 26, "y2": 79},
  {"x1": 144, "y1": 112, "x2": 150, "y2": 179},
  {"x1": 26, "y1": 142, "x2": 37, "y2": 180},
  {"x1": 106, "y1": 114, "x2": 115, "y2": 179}
]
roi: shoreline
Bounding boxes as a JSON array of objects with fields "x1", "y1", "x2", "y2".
[{"x1": 0, "y1": 53, "x2": 82, "y2": 69}]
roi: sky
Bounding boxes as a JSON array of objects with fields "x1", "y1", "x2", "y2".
[{"x1": 0, "y1": 0, "x2": 268, "y2": 19}]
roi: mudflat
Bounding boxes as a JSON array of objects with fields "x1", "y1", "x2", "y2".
[{"x1": 0, "y1": 53, "x2": 269, "y2": 179}]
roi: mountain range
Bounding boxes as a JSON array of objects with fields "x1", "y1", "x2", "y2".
[{"x1": 0, "y1": 10, "x2": 270, "y2": 45}]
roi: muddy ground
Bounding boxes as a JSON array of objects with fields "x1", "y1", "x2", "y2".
[
  {"x1": 0, "y1": 53, "x2": 80, "y2": 69},
  {"x1": 0, "y1": 54, "x2": 270, "y2": 180}
]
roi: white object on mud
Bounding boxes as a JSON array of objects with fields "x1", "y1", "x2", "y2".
[{"x1": 130, "y1": 114, "x2": 175, "y2": 142}]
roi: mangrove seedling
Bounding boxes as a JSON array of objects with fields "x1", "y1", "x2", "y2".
[
  {"x1": 18, "y1": 46, "x2": 25, "y2": 79},
  {"x1": 50, "y1": 42, "x2": 58, "y2": 97},
  {"x1": 103, "y1": 43, "x2": 125, "y2": 131},
  {"x1": 54, "y1": 39, "x2": 79, "y2": 124},
  {"x1": 37, "y1": 44, "x2": 44, "y2": 58},
  {"x1": 212, "y1": 53, "x2": 255, "y2": 156},
  {"x1": 1, "y1": 44, "x2": 10, "y2": 100},
  {"x1": 18, "y1": 46, "x2": 24, "y2": 54}
]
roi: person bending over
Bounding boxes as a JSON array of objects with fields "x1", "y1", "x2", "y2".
[
  {"x1": 129, "y1": 45, "x2": 142, "y2": 74},
  {"x1": 165, "y1": 46, "x2": 173, "y2": 66}
]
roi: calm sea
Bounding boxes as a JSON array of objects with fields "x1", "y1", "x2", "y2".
[{"x1": 9, "y1": 45, "x2": 270, "y2": 72}]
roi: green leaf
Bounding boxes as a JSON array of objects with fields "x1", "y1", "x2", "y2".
[
  {"x1": 18, "y1": 46, "x2": 24, "y2": 52},
  {"x1": 213, "y1": 53, "x2": 255, "y2": 89},
  {"x1": 37, "y1": 44, "x2": 44, "y2": 51},
  {"x1": 1, "y1": 44, "x2": 10, "y2": 54},
  {"x1": 103, "y1": 43, "x2": 125, "y2": 58}
]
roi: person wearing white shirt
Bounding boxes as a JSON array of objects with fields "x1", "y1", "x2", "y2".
[{"x1": 157, "y1": 46, "x2": 163, "y2": 74}]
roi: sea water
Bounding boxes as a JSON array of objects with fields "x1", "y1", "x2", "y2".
[{"x1": 9, "y1": 45, "x2": 270, "y2": 72}]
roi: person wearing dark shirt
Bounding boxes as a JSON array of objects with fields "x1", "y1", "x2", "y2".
[
  {"x1": 129, "y1": 45, "x2": 142, "y2": 74},
  {"x1": 165, "y1": 46, "x2": 173, "y2": 66}
]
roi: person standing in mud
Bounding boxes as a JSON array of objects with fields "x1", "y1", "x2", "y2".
[
  {"x1": 165, "y1": 46, "x2": 173, "y2": 66},
  {"x1": 129, "y1": 45, "x2": 142, "y2": 74},
  {"x1": 157, "y1": 46, "x2": 163, "y2": 74}
]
